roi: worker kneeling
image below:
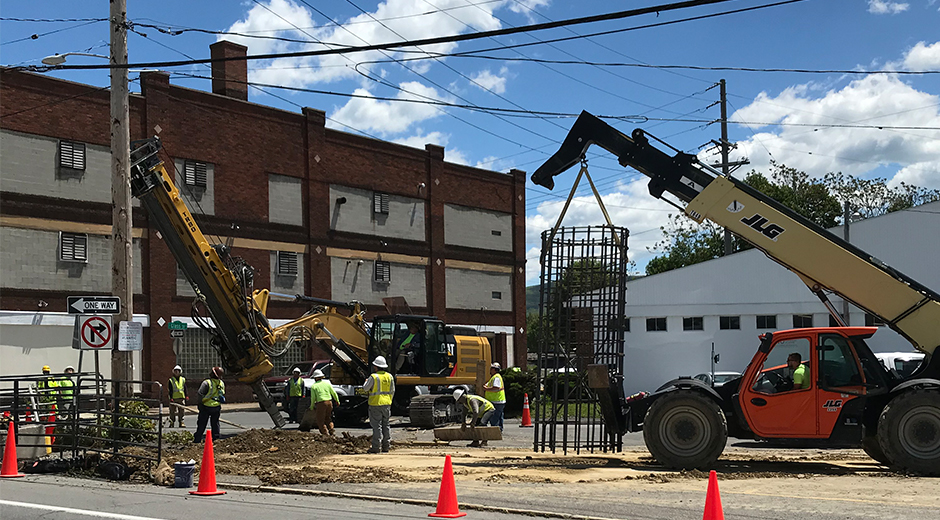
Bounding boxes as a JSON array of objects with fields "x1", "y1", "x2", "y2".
[
  {"x1": 310, "y1": 370, "x2": 340, "y2": 436},
  {"x1": 453, "y1": 388, "x2": 494, "y2": 447}
]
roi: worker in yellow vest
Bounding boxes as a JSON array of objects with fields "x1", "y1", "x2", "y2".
[
  {"x1": 36, "y1": 365, "x2": 58, "y2": 422},
  {"x1": 194, "y1": 367, "x2": 225, "y2": 443},
  {"x1": 310, "y1": 370, "x2": 340, "y2": 436},
  {"x1": 167, "y1": 365, "x2": 187, "y2": 428},
  {"x1": 483, "y1": 362, "x2": 506, "y2": 431},
  {"x1": 363, "y1": 356, "x2": 395, "y2": 453},
  {"x1": 454, "y1": 388, "x2": 494, "y2": 447},
  {"x1": 285, "y1": 367, "x2": 306, "y2": 424},
  {"x1": 57, "y1": 365, "x2": 76, "y2": 415}
]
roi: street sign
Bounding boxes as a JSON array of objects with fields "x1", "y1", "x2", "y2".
[
  {"x1": 73, "y1": 315, "x2": 113, "y2": 350},
  {"x1": 68, "y1": 296, "x2": 121, "y2": 315},
  {"x1": 170, "y1": 330, "x2": 185, "y2": 338},
  {"x1": 117, "y1": 321, "x2": 143, "y2": 351},
  {"x1": 168, "y1": 320, "x2": 188, "y2": 331}
]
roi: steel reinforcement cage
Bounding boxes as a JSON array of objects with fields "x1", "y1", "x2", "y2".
[{"x1": 535, "y1": 225, "x2": 628, "y2": 454}]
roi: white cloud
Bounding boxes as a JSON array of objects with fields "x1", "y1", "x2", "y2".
[
  {"x1": 392, "y1": 130, "x2": 470, "y2": 165},
  {"x1": 508, "y1": 0, "x2": 552, "y2": 22},
  {"x1": 902, "y1": 41, "x2": 940, "y2": 69},
  {"x1": 328, "y1": 81, "x2": 450, "y2": 136},
  {"x1": 868, "y1": 0, "x2": 910, "y2": 14},
  {"x1": 470, "y1": 67, "x2": 510, "y2": 94}
]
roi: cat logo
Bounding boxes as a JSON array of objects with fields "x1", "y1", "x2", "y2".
[
  {"x1": 740, "y1": 213, "x2": 785, "y2": 241},
  {"x1": 823, "y1": 399, "x2": 843, "y2": 411}
]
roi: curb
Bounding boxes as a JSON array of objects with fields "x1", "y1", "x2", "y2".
[{"x1": 218, "y1": 482, "x2": 621, "y2": 520}]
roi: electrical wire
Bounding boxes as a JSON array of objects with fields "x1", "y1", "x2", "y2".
[{"x1": 0, "y1": 19, "x2": 103, "y2": 46}]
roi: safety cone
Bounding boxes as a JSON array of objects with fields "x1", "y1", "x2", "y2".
[
  {"x1": 1, "y1": 422, "x2": 25, "y2": 478},
  {"x1": 189, "y1": 431, "x2": 226, "y2": 496},
  {"x1": 428, "y1": 455, "x2": 466, "y2": 518},
  {"x1": 702, "y1": 470, "x2": 724, "y2": 520},
  {"x1": 519, "y1": 393, "x2": 533, "y2": 427}
]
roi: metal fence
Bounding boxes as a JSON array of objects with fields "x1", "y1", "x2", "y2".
[
  {"x1": 535, "y1": 225, "x2": 629, "y2": 454},
  {"x1": 0, "y1": 373, "x2": 164, "y2": 470}
]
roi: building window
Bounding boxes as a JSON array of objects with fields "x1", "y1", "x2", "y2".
[
  {"x1": 373, "y1": 192, "x2": 390, "y2": 215},
  {"x1": 756, "y1": 315, "x2": 777, "y2": 329},
  {"x1": 793, "y1": 314, "x2": 814, "y2": 328},
  {"x1": 374, "y1": 260, "x2": 391, "y2": 283},
  {"x1": 59, "y1": 232, "x2": 88, "y2": 263},
  {"x1": 865, "y1": 313, "x2": 886, "y2": 327},
  {"x1": 58, "y1": 140, "x2": 86, "y2": 174},
  {"x1": 183, "y1": 160, "x2": 208, "y2": 189},
  {"x1": 683, "y1": 317, "x2": 704, "y2": 331},
  {"x1": 491, "y1": 230, "x2": 502, "y2": 236},
  {"x1": 491, "y1": 291, "x2": 502, "y2": 300},
  {"x1": 719, "y1": 316, "x2": 740, "y2": 330},
  {"x1": 646, "y1": 317, "x2": 667, "y2": 332},
  {"x1": 276, "y1": 251, "x2": 298, "y2": 277},
  {"x1": 828, "y1": 314, "x2": 842, "y2": 327}
]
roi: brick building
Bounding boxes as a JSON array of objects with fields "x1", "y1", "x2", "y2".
[{"x1": 0, "y1": 41, "x2": 527, "y2": 399}]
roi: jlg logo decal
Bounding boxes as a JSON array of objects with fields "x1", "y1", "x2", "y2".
[
  {"x1": 823, "y1": 399, "x2": 843, "y2": 411},
  {"x1": 740, "y1": 213, "x2": 785, "y2": 241}
]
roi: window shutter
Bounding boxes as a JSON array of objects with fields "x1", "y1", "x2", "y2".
[
  {"x1": 58, "y1": 141, "x2": 86, "y2": 171},
  {"x1": 374, "y1": 260, "x2": 391, "y2": 283},
  {"x1": 184, "y1": 160, "x2": 208, "y2": 188},
  {"x1": 59, "y1": 232, "x2": 88, "y2": 262},
  {"x1": 277, "y1": 251, "x2": 299, "y2": 276},
  {"x1": 373, "y1": 192, "x2": 389, "y2": 215}
]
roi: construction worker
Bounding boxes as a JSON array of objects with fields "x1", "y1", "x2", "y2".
[
  {"x1": 36, "y1": 365, "x2": 58, "y2": 420},
  {"x1": 286, "y1": 367, "x2": 305, "y2": 424},
  {"x1": 483, "y1": 362, "x2": 506, "y2": 431},
  {"x1": 788, "y1": 352, "x2": 810, "y2": 390},
  {"x1": 453, "y1": 388, "x2": 495, "y2": 447},
  {"x1": 167, "y1": 365, "x2": 187, "y2": 428},
  {"x1": 57, "y1": 366, "x2": 76, "y2": 414},
  {"x1": 363, "y1": 356, "x2": 395, "y2": 453},
  {"x1": 395, "y1": 322, "x2": 422, "y2": 373},
  {"x1": 310, "y1": 370, "x2": 339, "y2": 436},
  {"x1": 194, "y1": 367, "x2": 225, "y2": 443}
]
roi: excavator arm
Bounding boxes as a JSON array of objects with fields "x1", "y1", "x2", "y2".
[
  {"x1": 533, "y1": 111, "x2": 940, "y2": 356},
  {"x1": 129, "y1": 137, "x2": 286, "y2": 427}
]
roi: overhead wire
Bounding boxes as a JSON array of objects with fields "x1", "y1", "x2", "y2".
[{"x1": 1, "y1": 19, "x2": 103, "y2": 46}]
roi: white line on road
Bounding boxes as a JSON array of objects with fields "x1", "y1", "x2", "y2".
[{"x1": 0, "y1": 500, "x2": 165, "y2": 520}]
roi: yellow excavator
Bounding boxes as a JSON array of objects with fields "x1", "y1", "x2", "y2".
[{"x1": 130, "y1": 137, "x2": 489, "y2": 428}]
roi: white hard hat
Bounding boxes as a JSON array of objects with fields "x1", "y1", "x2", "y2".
[
  {"x1": 173, "y1": 365, "x2": 182, "y2": 371},
  {"x1": 452, "y1": 388, "x2": 465, "y2": 401},
  {"x1": 312, "y1": 369, "x2": 325, "y2": 379},
  {"x1": 372, "y1": 356, "x2": 388, "y2": 369},
  {"x1": 292, "y1": 367, "x2": 301, "y2": 374},
  {"x1": 491, "y1": 362, "x2": 501, "y2": 370},
  {"x1": 64, "y1": 365, "x2": 75, "y2": 372}
]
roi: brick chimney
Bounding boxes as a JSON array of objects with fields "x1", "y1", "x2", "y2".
[{"x1": 210, "y1": 40, "x2": 248, "y2": 101}]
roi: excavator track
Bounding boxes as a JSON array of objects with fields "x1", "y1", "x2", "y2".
[{"x1": 409, "y1": 394, "x2": 461, "y2": 428}]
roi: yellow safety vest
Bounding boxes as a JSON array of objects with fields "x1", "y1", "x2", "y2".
[
  {"x1": 37, "y1": 377, "x2": 58, "y2": 403},
  {"x1": 485, "y1": 373, "x2": 505, "y2": 403},
  {"x1": 467, "y1": 394, "x2": 495, "y2": 413},
  {"x1": 169, "y1": 376, "x2": 186, "y2": 399},
  {"x1": 58, "y1": 378, "x2": 75, "y2": 399},
  {"x1": 202, "y1": 379, "x2": 225, "y2": 407},
  {"x1": 287, "y1": 377, "x2": 304, "y2": 397},
  {"x1": 368, "y1": 371, "x2": 394, "y2": 406},
  {"x1": 400, "y1": 333, "x2": 415, "y2": 350}
]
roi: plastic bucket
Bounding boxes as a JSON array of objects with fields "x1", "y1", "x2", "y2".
[{"x1": 174, "y1": 462, "x2": 195, "y2": 488}]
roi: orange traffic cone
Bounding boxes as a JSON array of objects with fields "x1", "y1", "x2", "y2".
[
  {"x1": 520, "y1": 393, "x2": 533, "y2": 427},
  {"x1": 1, "y1": 422, "x2": 25, "y2": 478},
  {"x1": 702, "y1": 470, "x2": 724, "y2": 520},
  {"x1": 428, "y1": 455, "x2": 466, "y2": 518},
  {"x1": 190, "y1": 431, "x2": 226, "y2": 496}
]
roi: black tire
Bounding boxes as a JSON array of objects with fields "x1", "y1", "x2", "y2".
[
  {"x1": 861, "y1": 435, "x2": 891, "y2": 465},
  {"x1": 877, "y1": 388, "x2": 940, "y2": 476},
  {"x1": 643, "y1": 390, "x2": 727, "y2": 469}
]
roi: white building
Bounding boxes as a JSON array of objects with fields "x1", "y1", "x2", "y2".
[{"x1": 621, "y1": 201, "x2": 940, "y2": 395}]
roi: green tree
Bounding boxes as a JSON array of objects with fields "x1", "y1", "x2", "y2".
[{"x1": 824, "y1": 172, "x2": 940, "y2": 218}]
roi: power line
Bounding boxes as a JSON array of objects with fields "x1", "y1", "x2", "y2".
[
  {"x1": 1, "y1": 19, "x2": 103, "y2": 46},
  {"x1": 0, "y1": 17, "x2": 108, "y2": 23}
]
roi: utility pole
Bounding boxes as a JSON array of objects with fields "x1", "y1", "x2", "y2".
[
  {"x1": 110, "y1": 0, "x2": 133, "y2": 389},
  {"x1": 842, "y1": 200, "x2": 852, "y2": 325},
  {"x1": 720, "y1": 79, "x2": 733, "y2": 256}
]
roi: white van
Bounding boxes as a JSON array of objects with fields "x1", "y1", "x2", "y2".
[{"x1": 875, "y1": 352, "x2": 926, "y2": 378}]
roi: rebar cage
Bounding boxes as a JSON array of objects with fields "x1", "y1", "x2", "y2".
[{"x1": 535, "y1": 225, "x2": 629, "y2": 454}]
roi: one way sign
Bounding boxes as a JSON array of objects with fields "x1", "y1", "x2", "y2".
[{"x1": 68, "y1": 296, "x2": 121, "y2": 315}]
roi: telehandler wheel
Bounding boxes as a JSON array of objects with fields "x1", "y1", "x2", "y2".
[
  {"x1": 861, "y1": 435, "x2": 891, "y2": 465},
  {"x1": 643, "y1": 390, "x2": 727, "y2": 470},
  {"x1": 877, "y1": 388, "x2": 940, "y2": 476}
]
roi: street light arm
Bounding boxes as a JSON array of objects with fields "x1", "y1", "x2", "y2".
[{"x1": 41, "y1": 52, "x2": 109, "y2": 66}]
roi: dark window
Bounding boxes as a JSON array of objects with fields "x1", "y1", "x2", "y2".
[
  {"x1": 183, "y1": 160, "x2": 208, "y2": 188},
  {"x1": 491, "y1": 230, "x2": 502, "y2": 236},
  {"x1": 491, "y1": 291, "x2": 502, "y2": 300},
  {"x1": 793, "y1": 314, "x2": 814, "y2": 328},
  {"x1": 828, "y1": 314, "x2": 842, "y2": 327},
  {"x1": 276, "y1": 251, "x2": 298, "y2": 276},
  {"x1": 683, "y1": 317, "x2": 704, "y2": 331},
  {"x1": 373, "y1": 192, "x2": 390, "y2": 215},
  {"x1": 719, "y1": 316, "x2": 740, "y2": 330},
  {"x1": 624, "y1": 318, "x2": 630, "y2": 332},
  {"x1": 374, "y1": 260, "x2": 391, "y2": 283},
  {"x1": 58, "y1": 140, "x2": 86, "y2": 172},
  {"x1": 59, "y1": 232, "x2": 88, "y2": 263},
  {"x1": 756, "y1": 315, "x2": 777, "y2": 329},
  {"x1": 865, "y1": 313, "x2": 886, "y2": 327},
  {"x1": 646, "y1": 317, "x2": 667, "y2": 332}
]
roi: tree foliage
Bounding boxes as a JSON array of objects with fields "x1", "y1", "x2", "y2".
[{"x1": 823, "y1": 172, "x2": 940, "y2": 218}]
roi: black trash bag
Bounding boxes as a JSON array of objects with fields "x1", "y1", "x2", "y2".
[
  {"x1": 98, "y1": 460, "x2": 135, "y2": 480},
  {"x1": 23, "y1": 459, "x2": 72, "y2": 474}
]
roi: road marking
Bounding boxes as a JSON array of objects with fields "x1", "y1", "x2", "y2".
[{"x1": 0, "y1": 500, "x2": 164, "y2": 520}]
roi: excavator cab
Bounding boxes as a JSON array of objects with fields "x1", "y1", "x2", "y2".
[{"x1": 369, "y1": 315, "x2": 455, "y2": 377}]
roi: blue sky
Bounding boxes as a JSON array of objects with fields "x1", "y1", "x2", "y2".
[{"x1": 3, "y1": 0, "x2": 938, "y2": 284}]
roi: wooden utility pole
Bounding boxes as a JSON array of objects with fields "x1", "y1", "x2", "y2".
[
  {"x1": 720, "y1": 79, "x2": 733, "y2": 256},
  {"x1": 110, "y1": 0, "x2": 133, "y2": 389}
]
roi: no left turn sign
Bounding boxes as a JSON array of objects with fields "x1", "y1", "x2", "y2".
[{"x1": 79, "y1": 316, "x2": 113, "y2": 350}]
